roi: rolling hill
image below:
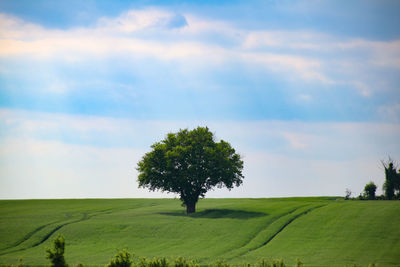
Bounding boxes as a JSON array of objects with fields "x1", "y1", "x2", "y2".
[{"x1": 0, "y1": 198, "x2": 399, "y2": 266}]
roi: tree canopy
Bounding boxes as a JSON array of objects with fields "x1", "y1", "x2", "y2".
[
  {"x1": 137, "y1": 127, "x2": 244, "y2": 213},
  {"x1": 363, "y1": 182, "x2": 377, "y2": 200},
  {"x1": 382, "y1": 158, "x2": 400, "y2": 200}
]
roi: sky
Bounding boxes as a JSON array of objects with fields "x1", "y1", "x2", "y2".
[{"x1": 0, "y1": 0, "x2": 399, "y2": 199}]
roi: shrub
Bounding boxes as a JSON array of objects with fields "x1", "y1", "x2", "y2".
[
  {"x1": 46, "y1": 234, "x2": 68, "y2": 267},
  {"x1": 345, "y1": 188, "x2": 352, "y2": 200},
  {"x1": 173, "y1": 257, "x2": 198, "y2": 267},
  {"x1": 363, "y1": 182, "x2": 377, "y2": 200},
  {"x1": 2, "y1": 258, "x2": 25, "y2": 267},
  {"x1": 213, "y1": 260, "x2": 230, "y2": 267},
  {"x1": 256, "y1": 259, "x2": 285, "y2": 267},
  {"x1": 294, "y1": 259, "x2": 303, "y2": 267},
  {"x1": 106, "y1": 250, "x2": 133, "y2": 267},
  {"x1": 137, "y1": 257, "x2": 168, "y2": 267}
]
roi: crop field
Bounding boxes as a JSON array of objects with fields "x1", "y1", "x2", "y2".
[{"x1": 0, "y1": 198, "x2": 399, "y2": 266}]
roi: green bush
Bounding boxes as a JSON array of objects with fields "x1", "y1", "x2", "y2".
[
  {"x1": 46, "y1": 234, "x2": 68, "y2": 267},
  {"x1": 294, "y1": 259, "x2": 303, "y2": 267},
  {"x1": 106, "y1": 250, "x2": 133, "y2": 267},
  {"x1": 137, "y1": 257, "x2": 168, "y2": 267},
  {"x1": 363, "y1": 182, "x2": 377, "y2": 200},
  {"x1": 256, "y1": 259, "x2": 285, "y2": 267},
  {"x1": 173, "y1": 257, "x2": 198, "y2": 267},
  {"x1": 212, "y1": 260, "x2": 230, "y2": 267}
]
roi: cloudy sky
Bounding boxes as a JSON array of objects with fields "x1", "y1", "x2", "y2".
[{"x1": 0, "y1": 0, "x2": 399, "y2": 199}]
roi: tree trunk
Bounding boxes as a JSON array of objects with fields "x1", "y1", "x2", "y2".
[{"x1": 186, "y1": 202, "x2": 196, "y2": 214}]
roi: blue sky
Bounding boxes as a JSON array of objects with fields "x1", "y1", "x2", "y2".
[{"x1": 0, "y1": 0, "x2": 399, "y2": 199}]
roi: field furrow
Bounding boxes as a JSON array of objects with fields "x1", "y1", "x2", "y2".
[{"x1": 0, "y1": 198, "x2": 399, "y2": 266}]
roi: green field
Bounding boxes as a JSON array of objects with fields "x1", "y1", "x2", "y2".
[{"x1": 0, "y1": 198, "x2": 399, "y2": 266}]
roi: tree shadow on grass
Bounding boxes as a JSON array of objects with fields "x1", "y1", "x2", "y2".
[{"x1": 159, "y1": 209, "x2": 267, "y2": 219}]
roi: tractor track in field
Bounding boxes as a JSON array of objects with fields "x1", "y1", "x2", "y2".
[
  {"x1": 225, "y1": 204, "x2": 327, "y2": 260},
  {"x1": 0, "y1": 221, "x2": 57, "y2": 253},
  {"x1": 0, "y1": 209, "x2": 114, "y2": 256},
  {"x1": 238, "y1": 206, "x2": 302, "y2": 247},
  {"x1": 221, "y1": 206, "x2": 304, "y2": 259},
  {"x1": 245, "y1": 204, "x2": 327, "y2": 254},
  {"x1": 0, "y1": 204, "x2": 153, "y2": 256}
]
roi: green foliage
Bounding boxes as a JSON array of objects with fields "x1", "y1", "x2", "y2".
[
  {"x1": 46, "y1": 234, "x2": 68, "y2": 267},
  {"x1": 382, "y1": 158, "x2": 400, "y2": 200},
  {"x1": 294, "y1": 259, "x2": 303, "y2": 267},
  {"x1": 137, "y1": 127, "x2": 244, "y2": 213},
  {"x1": 212, "y1": 259, "x2": 230, "y2": 267},
  {"x1": 1, "y1": 258, "x2": 24, "y2": 267},
  {"x1": 137, "y1": 257, "x2": 168, "y2": 267},
  {"x1": 345, "y1": 188, "x2": 352, "y2": 200},
  {"x1": 106, "y1": 250, "x2": 133, "y2": 267},
  {"x1": 136, "y1": 256, "x2": 199, "y2": 267},
  {"x1": 173, "y1": 257, "x2": 198, "y2": 267},
  {"x1": 363, "y1": 182, "x2": 377, "y2": 200},
  {"x1": 255, "y1": 259, "x2": 285, "y2": 267}
]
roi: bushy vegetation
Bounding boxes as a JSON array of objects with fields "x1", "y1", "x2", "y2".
[
  {"x1": 363, "y1": 182, "x2": 377, "y2": 200},
  {"x1": 46, "y1": 234, "x2": 67, "y2": 267},
  {"x1": 382, "y1": 158, "x2": 400, "y2": 200},
  {"x1": 137, "y1": 127, "x2": 244, "y2": 214},
  {"x1": 255, "y1": 259, "x2": 286, "y2": 267},
  {"x1": 348, "y1": 157, "x2": 400, "y2": 201},
  {"x1": 106, "y1": 250, "x2": 133, "y2": 267}
]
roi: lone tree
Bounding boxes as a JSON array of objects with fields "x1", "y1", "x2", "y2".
[
  {"x1": 363, "y1": 182, "x2": 377, "y2": 200},
  {"x1": 382, "y1": 158, "x2": 400, "y2": 200},
  {"x1": 137, "y1": 127, "x2": 244, "y2": 213}
]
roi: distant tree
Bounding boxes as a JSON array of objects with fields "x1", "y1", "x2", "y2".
[
  {"x1": 345, "y1": 188, "x2": 352, "y2": 200},
  {"x1": 382, "y1": 158, "x2": 400, "y2": 200},
  {"x1": 46, "y1": 234, "x2": 67, "y2": 267},
  {"x1": 137, "y1": 127, "x2": 244, "y2": 213},
  {"x1": 363, "y1": 182, "x2": 377, "y2": 200}
]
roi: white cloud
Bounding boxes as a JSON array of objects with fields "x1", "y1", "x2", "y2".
[
  {"x1": 0, "y1": 137, "x2": 165, "y2": 199},
  {"x1": 1, "y1": 8, "x2": 399, "y2": 94},
  {"x1": 97, "y1": 8, "x2": 188, "y2": 33},
  {"x1": 1, "y1": 109, "x2": 399, "y2": 199},
  {"x1": 282, "y1": 132, "x2": 309, "y2": 149},
  {"x1": 206, "y1": 152, "x2": 385, "y2": 198},
  {"x1": 242, "y1": 30, "x2": 333, "y2": 50},
  {"x1": 241, "y1": 52, "x2": 330, "y2": 83},
  {"x1": 298, "y1": 94, "x2": 312, "y2": 102}
]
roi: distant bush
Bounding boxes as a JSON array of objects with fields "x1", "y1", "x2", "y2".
[
  {"x1": 344, "y1": 188, "x2": 352, "y2": 200},
  {"x1": 363, "y1": 182, "x2": 377, "y2": 200},
  {"x1": 256, "y1": 259, "x2": 285, "y2": 267},
  {"x1": 1, "y1": 258, "x2": 24, "y2": 267},
  {"x1": 106, "y1": 250, "x2": 133, "y2": 267},
  {"x1": 173, "y1": 257, "x2": 198, "y2": 267},
  {"x1": 212, "y1": 260, "x2": 231, "y2": 267},
  {"x1": 46, "y1": 234, "x2": 68, "y2": 267},
  {"x1": 294, "y1": 259, "x2": 304, "y2": 267}
]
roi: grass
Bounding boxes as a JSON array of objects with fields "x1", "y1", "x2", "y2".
[{"x1": 0, "y1": 198, "x2": 399, "y2": 266}]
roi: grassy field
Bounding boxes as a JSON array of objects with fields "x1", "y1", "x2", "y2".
[{"x1": 0, "y1": 198, "x2": 399, "y2": 266}]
